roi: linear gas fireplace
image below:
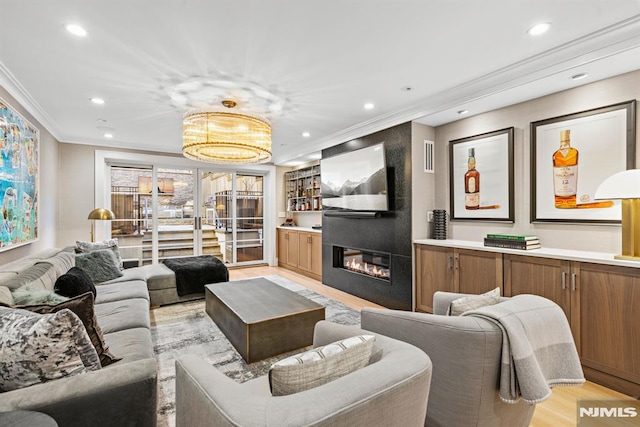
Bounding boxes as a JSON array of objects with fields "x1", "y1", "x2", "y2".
[{"x1": 333, "y1": 246, "x2": 391, "y2": 281}]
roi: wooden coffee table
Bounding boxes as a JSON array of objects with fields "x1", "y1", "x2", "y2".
[{"x1": 205, "y1": 278, "x2": 325, "y2": 363}]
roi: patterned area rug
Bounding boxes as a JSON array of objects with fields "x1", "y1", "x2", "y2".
[{"x1": 150, "y1": 275, "x2": 361, "y2": 427}]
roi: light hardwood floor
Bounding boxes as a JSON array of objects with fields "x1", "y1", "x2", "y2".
[{"x1": 229, "y1": 265, "x2": 636, "y2": 427}]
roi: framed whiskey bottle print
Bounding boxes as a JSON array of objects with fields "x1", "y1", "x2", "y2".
[
  {"x1": 531, "y1": 100, "x2": 636, "y2": 223},
  {"x1": 449, "y1": 127, "x2": 514, "y2": 222}
]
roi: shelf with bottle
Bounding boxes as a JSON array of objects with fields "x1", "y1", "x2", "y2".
[{"x1": 285, "y1": 163, "x2": 322, "y2": 213}]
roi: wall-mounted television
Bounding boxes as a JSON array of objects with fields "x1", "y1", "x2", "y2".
[{"x1": 321, "y1": 142, "x2": 389, "y2": 211}]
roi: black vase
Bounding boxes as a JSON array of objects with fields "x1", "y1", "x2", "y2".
[{"x1": 432, "y1": 210, "x2": 447, "y2": 240}]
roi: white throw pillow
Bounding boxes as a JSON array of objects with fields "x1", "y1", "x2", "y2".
[
  {"x1": 448, "y1": 287, "x2": 501, "y2": 316},
  {"x1": 269, "y1": 334, "x2": 375, "y2": 396}
]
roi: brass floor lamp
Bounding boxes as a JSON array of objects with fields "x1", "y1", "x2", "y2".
[{"x1": 88, "y1": 208, "x2": 116, "y2": 242}]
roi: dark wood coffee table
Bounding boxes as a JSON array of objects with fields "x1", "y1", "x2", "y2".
[{"x1": 205, "y1": 277, "x2": 325, "y2": 363}]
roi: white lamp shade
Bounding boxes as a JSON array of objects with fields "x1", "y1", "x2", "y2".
[{"x1": 594, "y1": 169, "x2": 640, "y2": 200}]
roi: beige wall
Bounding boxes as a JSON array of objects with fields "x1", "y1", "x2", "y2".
[
  {"x1": 0, "y1": 87, "x2": 59, "y2": 264},
  {"x1": 433, "y1": 69, "x2": 640, "y2": 253},
  {"x1": 411, "y1": 122, "x2": 436, "y2": 241}
]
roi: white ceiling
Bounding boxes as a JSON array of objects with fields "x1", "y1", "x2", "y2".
[{"x1": 1, "y1": 1, "x2": 639, "y2": 166}]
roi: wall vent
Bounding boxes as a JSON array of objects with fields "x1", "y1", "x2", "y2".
[{"x1": 424, "y1": 140, "x2": 435, "y2": 173}]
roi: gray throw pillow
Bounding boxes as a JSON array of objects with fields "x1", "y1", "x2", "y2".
[
  {"x1": 269, "y1": 334, "x2": 375, "y2": 396},
  {"x1": 447, "y1": 287, "x2": 501, "y2": 316},
  {"x1": 76, "y1": 250, "x2": 123, "y2": 284},
  {"x1": 76, "y1": 239, "x2": 123, "y2": 270},
  {"x1": 12, "y1": 289, "x2": 70, "y2": 306},
  {"x1": 0, "y1": 307, "x2": 101, "y2": 392}
]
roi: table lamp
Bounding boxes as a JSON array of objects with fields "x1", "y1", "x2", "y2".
[
  {"x1": 88, "y1": 208, "x2": 116, "y2": 242},
  {"x1": 594, "y1": 169, "x2": 640, "y2": 261}
]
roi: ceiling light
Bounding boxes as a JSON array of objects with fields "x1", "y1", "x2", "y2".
[
  {"x1": 97, "y1": 118, "x2": 108, "y2": 123},
  {"x1": 90, "y1": 97, "x2": 105, "y2": 105},
  {"x1": 302, "y1": 132, "x2": 311, "y2": 138},
  {"x1": 401, "y1": 86, "x2": 414, "y2": 92},
  {"x1": 571, "y1": 73, "x2": 589, "y2": 80},
  {"x1": 527, "y1": 22, "x2": 551, "y2": 36},
  {"x1": 66, "y1": 24, "x2": 87, "y2": 37},
  {"x1": 458, "y1": 110, "x2": 469, "y2": 115},
  {"x1": 182, "y1": 100, "x2": 271, "y2": 164},
  {"x1": 104, "y1": 133, "x2": 113, "y2": 138},
  {"x1": 364, "y1": 103, "x2": 375, "y2": 110}
]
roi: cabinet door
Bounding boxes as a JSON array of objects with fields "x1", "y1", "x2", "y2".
[
  {"x1": 310, "y1": 233, "x2": 322, "y2": 277},
  {"x1": 298, "y1": 232, "x2": 311, "y2": 272},
  {"x1": 415, "y1": 245, "x2": 455, "y2": 313},
  {"x1": 277, "y1": 229, "x2": 288, "y2": 267},
  {"x1": 503, "y1": 254, "x2": 571, "y2": 320},
  {"x1": 456, "y1": 249, "x2": 503, "y2": 295},
  {"x1": 576, "y1": 262, "x2": 640, "y2": 396},
  {"x1": 286, "y1": 230, "x2": 299, "y2": 268}
]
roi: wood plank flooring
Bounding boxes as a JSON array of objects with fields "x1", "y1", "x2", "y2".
[{"x1": 229, "y1": 265, "x2": 637, "y2": 426}]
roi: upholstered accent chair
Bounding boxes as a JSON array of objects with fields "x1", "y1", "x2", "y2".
[
  {"x1": 361, "y1": 291, "x2": 537, "y2": 427},
  {"x1": 175, "y1": 321, "x2": 433, "y2": 427}
]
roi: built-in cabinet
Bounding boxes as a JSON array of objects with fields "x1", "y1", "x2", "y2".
[
  {"x1": 277, "y1": 228, "x2": 322, "y2": 281},
  {"x1": 415, "y1": 240, "x2": 640, "y2": 397},
  {"x1": 285, "y1": 164, "x2": 321, "y2": 212},
  {"x1": 415, "y1": 245, "x2": 502, "y2": 313}
]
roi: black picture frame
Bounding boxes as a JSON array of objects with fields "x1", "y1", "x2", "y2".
[
  {"x1": 449, "y1": 127, "x2": 514, "y2": 222},
  {"x1": 530, "y1": 100, "x2": 636, "y2": 223}
]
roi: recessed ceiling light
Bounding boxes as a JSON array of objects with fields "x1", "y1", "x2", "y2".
[
  {"x1": 97, "y1": 118, "x2": 108, "y2": 123},
  {"x1": 458, "y1": 110, "x2": 469, "y2": 115},
  {"x1": 527, "y1": 22, "x2": 551, "y2": 36},
  {"x1": 570, "y1": 73, "x2": 589, "y2": 81},
  {"x1": 364, "y1": 103, "x2": 375, "y2": 110},
  {"x1": 90, "y1": 97, "x2": 105, "y2": 105},
  {"x1": 400, "y1": 86, "x2": 414, "y2": 92},
  {"x1": 104, "y1": 133, "x2": 113, "y2": 138},
  {"x1": 66, "y1": 24, "x2": 87, "y2": 37},
  {"x1": 302, "y1": 132, "x2": 311, "y2": 138}
]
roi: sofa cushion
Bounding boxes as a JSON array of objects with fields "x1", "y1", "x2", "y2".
[
  {"x1": 18, "y1": 292, "x2": 121, "y2": 367},
  {"x1": 103, "y1": 327, "x2": 154, "y2": 365},
  {"x1": 0, "y1": 262, "x2": 57, "y2": 291},
  {"x1": 448, "y1": 287, "x2": 501, "y2": 316},
  {"x1": 95, "y1": 280, "x2": 150, "y2": 304},
  {"x1": 39, "y1": 251, "x2": 76, "y2": 277},
  {"x1": 143, "y1": 264, "x2": 176, "y2": 291},
  {"x1": 0, "y1": 286, "x2": 13, "y2": 306},
  {"x1": 101, "y1": 267, "x2": 148, "y2": 285},
  {"x1": 12, "y1": 289, "x2": 69, "y2": 305},
  {"x1": 76, "y1": 239, "x2": 123, "y2": 270},
  {"x1": 0, "y1": 307, "x2": 101, "y2": 392},
  {"x1": 55, "y1": 266, "x2": 97, "y2": 298},
  {"x1": 269, "y1": 334, "x2": 375, "y2": 396},
  {"x1": 76, "y1": 250, "x2": 123, "y2": 284},
  {"x1": 94, "y1": 298, "x2": 151, "y2": 333}
]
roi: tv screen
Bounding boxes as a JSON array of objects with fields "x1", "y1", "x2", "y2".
[{"x1": 321, "y1": 143, "x2": 388, "y2": 211}]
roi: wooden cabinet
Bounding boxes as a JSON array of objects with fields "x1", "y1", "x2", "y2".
[
  {"x1": 277, "y1": 228, "x2": 322, "y2": 281},
  {"x1": 504, "y1": 255, "x2": 640, "y2": 397},
  {"x1": 415, "y1": 244, "x2": 503, "y2": 313}
]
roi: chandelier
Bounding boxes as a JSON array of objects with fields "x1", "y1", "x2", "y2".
[{"x1": 182, "y1": 100, "x2": 272, "y2": 164}]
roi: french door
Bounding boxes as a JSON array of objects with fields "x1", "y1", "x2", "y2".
[{"x1": 110, "y1": 165, "x2": 265, "y2": 266}]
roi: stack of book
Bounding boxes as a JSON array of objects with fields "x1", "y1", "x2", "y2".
[{"x1": 484, "y1": 233, "x2": 541, "y2": 250}]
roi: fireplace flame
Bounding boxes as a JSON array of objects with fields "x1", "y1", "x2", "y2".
[{"x1": 344, "y1": 257, "x2": 390, "y2": 280}]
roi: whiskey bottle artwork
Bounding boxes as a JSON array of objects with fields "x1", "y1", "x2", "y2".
[
  {"x1": 464, "y1": 148, "x2": 480, "y2": 210},
  {"x1": 552, "y1": 129, "x2": 578, "y2": 208}
]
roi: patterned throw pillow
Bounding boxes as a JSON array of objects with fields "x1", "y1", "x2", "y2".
[
  {"x1": 447, "y1": 287, "x2": 501, "y2": 316},
  {"x1": 0, "y1": 307, "x2": 101, "y2": 392},
  {"x1": 269, "y1": 335, "x2": 375, "y2": 396},
  {"x1": 75, "y1": 250, "x2": 123, "y2": 284},
  {"x1": 55, "y1": 267, "x2": 97, "y2": 298},
  {"x1": 76, "y1": 239, "x2": 123, "y2": 270},
  {"x1": 18, "y1": 292, "x2": 121, "y2": 367}
]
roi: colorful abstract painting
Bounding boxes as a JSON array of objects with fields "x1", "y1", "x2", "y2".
[{"x1": 0, "y1": 98, "x2": 39, "y2": 250}]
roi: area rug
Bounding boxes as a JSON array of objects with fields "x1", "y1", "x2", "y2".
[{"x1": 150, "y1": 275, "x2": 361, "y2": 427}]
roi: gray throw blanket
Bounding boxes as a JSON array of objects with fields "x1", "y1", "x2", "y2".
[{"x1": 462, "y1": 294, "x2": 584, "y2": 404}]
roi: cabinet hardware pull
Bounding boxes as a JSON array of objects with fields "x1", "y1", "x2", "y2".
[
  {"x1": 571, "y1": 273, "x2": 576, "y2": 291},
  {"x1": 561, "y1": 271, "x2": 566, "y2": 290},
  {"x1": 447, "y1": 256, "x2": 453, "y2": 269},
  {"x1": 454, "y1": 256, "x2": 458, "y2": 270}
]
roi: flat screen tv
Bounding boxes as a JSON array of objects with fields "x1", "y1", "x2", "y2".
[{"x1": 321, "y1": 142, "x2": 389, "y2": 211}]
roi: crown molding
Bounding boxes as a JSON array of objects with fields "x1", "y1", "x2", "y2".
[
  {"x1": 272, "y1": 14, "x2": 640, "y2": 165},
  {"x1": 0, "y1": 61, "x2": 64, "y2": 140}
]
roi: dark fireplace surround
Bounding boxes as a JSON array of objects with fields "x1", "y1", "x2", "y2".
[{"x1": 321, "y1": 123, "x2": 412, "y2": 310}]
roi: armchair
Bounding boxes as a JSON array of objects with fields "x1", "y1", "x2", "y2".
[
  {"x1": 175, "y1": 321, "x2": 432, "y2": 427},
  {"x1": 361, "y1": 291, "x2": 536, "y2": 427}
]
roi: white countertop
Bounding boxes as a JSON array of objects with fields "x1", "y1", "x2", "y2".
[
  {"x1": 414, "y1": 238, "x2": 640, "y2": 269},
  {"x1": 277, "y1": 226, "x2": 322, "y2": 233}
]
